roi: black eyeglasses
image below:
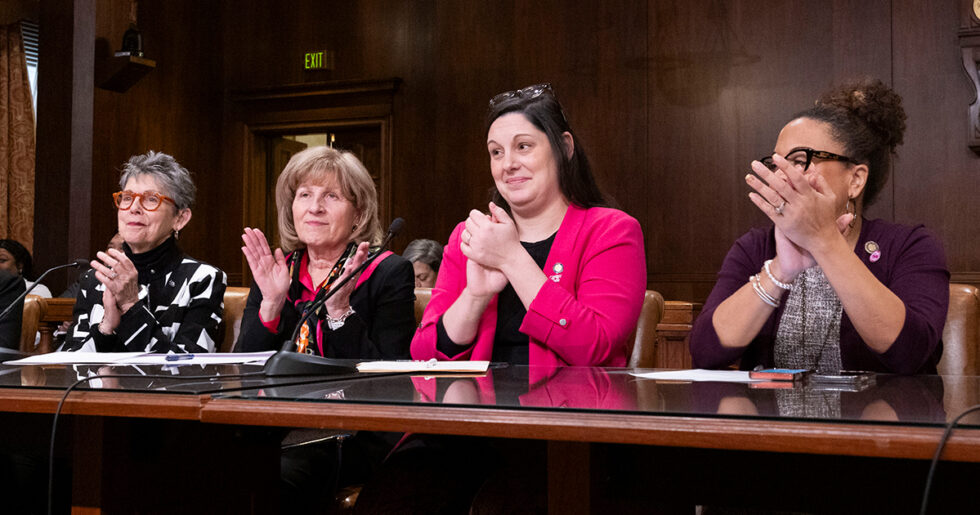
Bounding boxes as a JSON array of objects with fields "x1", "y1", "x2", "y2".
[
  {"x1": 758, "y1": 147, "x2": 856, "y2": 172},
  {"x1": 489, "y1": 83, "x2": 556, "y2": 108}
]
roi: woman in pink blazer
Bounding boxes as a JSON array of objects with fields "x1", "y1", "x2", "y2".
[{"x1": 411, "y1": 84, "x2": 646, "y2": 367}]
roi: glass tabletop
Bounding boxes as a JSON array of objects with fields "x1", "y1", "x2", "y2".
[{"x1": 2, "y1": 362, "x2": 978, "y2": 428}]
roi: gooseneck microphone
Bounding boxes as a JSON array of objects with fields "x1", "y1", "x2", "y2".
[
  {"x1": 263, "y1": 218, "x2": 404, "y2": 376},
  {"x1": 0, "y1": 259, "x2": 89, "y2": 324}
]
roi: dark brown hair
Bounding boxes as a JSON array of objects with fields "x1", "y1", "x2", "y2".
[
  {"x1": 485, "y1": 88, "x2": 607, "y2": 211},
  {"x1": 793, "y1": 78, "x2": 906, "y2": 207}
]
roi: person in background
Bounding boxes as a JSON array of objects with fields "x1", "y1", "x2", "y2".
[
  {"x1": 402, "y1": 238, "x2": 442, "y2": 288},
  {"x1": 689, "y1": 78, "x2": 949, "y2": 374},
  {"x1": 235, "y1": 145, "x2": 415, "y2": 513},
  {"x1": 61, "y1": 151, "x2": 227, "y2": 353},
  {"x1": 0, "y1": 270, "x2": 26, "y2": 350},
  {"x1": 0, "y1": 239, "x2": 52, "y2": 298}
]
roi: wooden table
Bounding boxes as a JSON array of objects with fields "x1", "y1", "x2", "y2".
[{"x1": 2, "y1": 365, "x2": 979, "y2": 513}]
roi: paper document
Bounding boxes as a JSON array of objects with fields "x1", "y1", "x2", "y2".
[
  {"x1": 630, "y1": 369, "x2": 760, "y2": 383},
  {"x1": 356, "y1": 359, "x2": 490, "y2": 374},
  {"x1": 3, "y1": 352, "x2": 147, "y2": 365},
  {"x1": 4, "y1": 351, "x2": 275, "y2": 366}
]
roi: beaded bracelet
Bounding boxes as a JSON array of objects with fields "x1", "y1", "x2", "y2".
[
  {"x1": 750, "y1": 274, "x2": 779, "y2": 308},
  {"x1": 763, "y1": 259, "x2": 793, "y2": 291}
]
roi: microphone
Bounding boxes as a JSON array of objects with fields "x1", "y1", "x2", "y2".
[
  {"x1": 0, "y1": 259, "x2": 89, "y2": 324},
  {"x1": 264, "y1": 218, "x2": 405, "y2": 376}
]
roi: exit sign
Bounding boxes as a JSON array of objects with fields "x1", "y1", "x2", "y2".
[{"x1": 304, "y1": 50, "x2": 335, "y2": 71}]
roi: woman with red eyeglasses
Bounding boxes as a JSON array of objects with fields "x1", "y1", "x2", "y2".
[
  {"x1": 690, "y1": 79, "x2": 949, "y2": 374},
  {"x1": 62, "y1": 151, "x2": 226, "y2": 353}
]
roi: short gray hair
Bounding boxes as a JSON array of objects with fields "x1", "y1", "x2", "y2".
[
  {"x1": 118, "y1": 151, "x2": 196, "y2": 210},
  {"x1": 402, "y1": 239, "x2": 443, "y2": 273}
]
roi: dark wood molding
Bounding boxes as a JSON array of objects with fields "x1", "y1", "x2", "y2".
[{"x1": 959, "y1": 0, "x2": 980, "y2": 153}]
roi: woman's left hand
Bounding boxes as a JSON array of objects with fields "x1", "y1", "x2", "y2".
[
  {"x1": 460, "y1": 202, "x2": 522, "y2": 271},
  {"x1": 323, "y1": 241, "x2": 370, "y2": 319},
  {"x1": 746, "y1": 154, "x2": 851, "y2": 254},
  {"x1": 92, "y1": 248, "x2": 141, "y2": 314}
]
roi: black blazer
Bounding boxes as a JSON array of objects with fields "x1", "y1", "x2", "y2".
[{"x1": 235, "y1": 252, "x2": 415, "y2": 360}]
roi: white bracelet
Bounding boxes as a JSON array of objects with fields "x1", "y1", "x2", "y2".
[
  {"x1": 763, "y1": 259, "x2": 793, "y2": 291},
  {"x1": 750, "y1": 274, "x2": 779, "y2": 308},
  {"x1": 326, "y1": 306, "x2": 356, "y2": 331}
]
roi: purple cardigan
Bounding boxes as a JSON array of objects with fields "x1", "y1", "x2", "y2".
[{"x1": 689, "y1": 218, "x2": 949, "y2": 374}]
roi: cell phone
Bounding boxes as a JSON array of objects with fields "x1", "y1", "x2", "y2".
[
  {"x1": 808, "y1": 370, "x2": 875, "y2": 387},
  {"x1": 749, "y1": 368, "x2": 810, "y2": 381}
]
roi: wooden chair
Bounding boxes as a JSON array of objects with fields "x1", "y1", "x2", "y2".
[
  {"x1": 219, "y1": 287, "x2": 251, "y2": 352},
  {"x1": 414, "y1": 287, "x2": 432, "y2": 324},
  {"x1": 628, "y1": 290, "x2": 665, "y2": 368},
  {"x1": 938, "y1": 283, "x2": 980, "y2": 375},
  {"x1": 20, "y1": 295, "x2": 45, "y2": 353}
]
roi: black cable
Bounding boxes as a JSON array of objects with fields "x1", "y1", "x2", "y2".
[
  {"x1": 919, "y1": 403, "x2": 980, "y2": 515},
  {"x1": 44, "y1": 367, "x2": 414, "y2": 514}
]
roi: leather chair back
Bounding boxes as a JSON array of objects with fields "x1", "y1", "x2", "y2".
[
  {"x1": 628, "y1": 290, "x2": 665, "y2": 368},
  {"x1": 414, "y1": 287, "x2": 432, "y2": 324},
  {"x1": 939, "y1": 283, "x2": 980, "y2": 375},
  {"x1": 20, "y1": 295, "x2": 44, "y2": 352},
  {"x1": 219, "y1": 287, "x2": 251, "y2": 352}
]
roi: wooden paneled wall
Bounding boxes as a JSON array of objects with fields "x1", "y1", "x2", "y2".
[{"x1": 35, "y1": 0, "x2": 980, "y2": 302}]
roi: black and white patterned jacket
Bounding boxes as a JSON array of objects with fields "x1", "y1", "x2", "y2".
[{"x1": 62, "y1": 237, "x2": 227, "y2": 353}]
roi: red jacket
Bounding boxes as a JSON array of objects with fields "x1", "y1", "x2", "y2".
[{"x1": 411, "y1": 205, "x2": 646, "y2": 368}]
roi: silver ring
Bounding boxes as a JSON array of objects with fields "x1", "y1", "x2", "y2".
[
  {"x1": 774, "y1": 201, "x2": 786, "y2": 215},
  {"x1": 110, "y1": 270, "x2": 118, "y2": 279}
]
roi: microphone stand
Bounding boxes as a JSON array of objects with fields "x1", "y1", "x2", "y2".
[
  {"x1": 263, "y1": 218, "x2": 404, "y2": 376},
  {"x1": 0, "y1": 259, "x2": 88, "y2": 323}
]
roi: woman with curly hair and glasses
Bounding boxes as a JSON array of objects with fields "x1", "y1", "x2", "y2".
[{"x1": 690, "y1": 79, "x2": 949, "y2": 374}]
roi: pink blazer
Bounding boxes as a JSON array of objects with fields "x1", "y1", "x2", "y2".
[{"x1": 410, "y1": 205, "x2": 647, "y2": 367}]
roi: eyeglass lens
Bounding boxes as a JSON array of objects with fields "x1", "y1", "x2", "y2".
[{"x1": 117, "y1": 192, "x2": 163, "y2": 210}]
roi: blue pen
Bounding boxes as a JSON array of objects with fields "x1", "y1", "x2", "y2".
[{"x1": 165, "y1": 354, "x2": 195, "y2": 361}]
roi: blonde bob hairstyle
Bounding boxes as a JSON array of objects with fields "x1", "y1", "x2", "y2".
[{"x1": 275, "y1": 146, "x2": 382, "y2": 253}]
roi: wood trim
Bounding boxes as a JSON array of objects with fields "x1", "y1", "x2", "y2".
[
  {"x1": 0, "y1": 388, "x2": 204, "y2": 420},
  {"x1": 228, "y1": 78, "x2": 401, "y2": 103},
  {"x1": 199, "y1": 398, "x2": 980, "y2": 462}
]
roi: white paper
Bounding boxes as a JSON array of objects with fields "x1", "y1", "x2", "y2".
[
  {"x1": 630, "y1": 369, "x2": 760, "y2": 383},
  {"x1": 3, "y1": 351, "x2": 275, "y2": 366},
  {"x1": 3, "y1": 352, "x2": 147, "y2": 365},
  {"x1": 355, "y1": 359, "x2": 490, "y2": 373}
]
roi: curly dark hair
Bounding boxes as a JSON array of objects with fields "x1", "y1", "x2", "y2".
[{"x1": 792, "y1": 78, "x2": 906, "y2": 207}]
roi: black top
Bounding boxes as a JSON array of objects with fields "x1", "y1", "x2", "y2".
[
  {"x1": 0, "y1": 270, "x2": 25, "y2": 350},
  {"x1": 436, "y1": 233, "x2": 556, "y2": 364},
  {"x1": 235, "y1": 251, "x2": 416, "y2": 360}
]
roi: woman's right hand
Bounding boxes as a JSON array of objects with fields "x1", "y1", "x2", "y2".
[{"x1": 241, "y1": 228, "x2": 291, "y2": 321}]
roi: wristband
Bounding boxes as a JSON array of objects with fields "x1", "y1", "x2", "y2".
[
  {"x1": 763, "y1": 259, "x2": 793, "y2": 291},
  {"x1": 750, "y1": 274, "x2": 779, "y2": 308}
]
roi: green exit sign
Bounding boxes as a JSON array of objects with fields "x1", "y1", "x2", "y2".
[{"x1": 304, "y1": 50, "x2": 335, "y2": 71}]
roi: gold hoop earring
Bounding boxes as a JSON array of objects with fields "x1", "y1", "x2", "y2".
[{"x1": 846, "y1": 198, "x2": 856, "y2": 228}]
